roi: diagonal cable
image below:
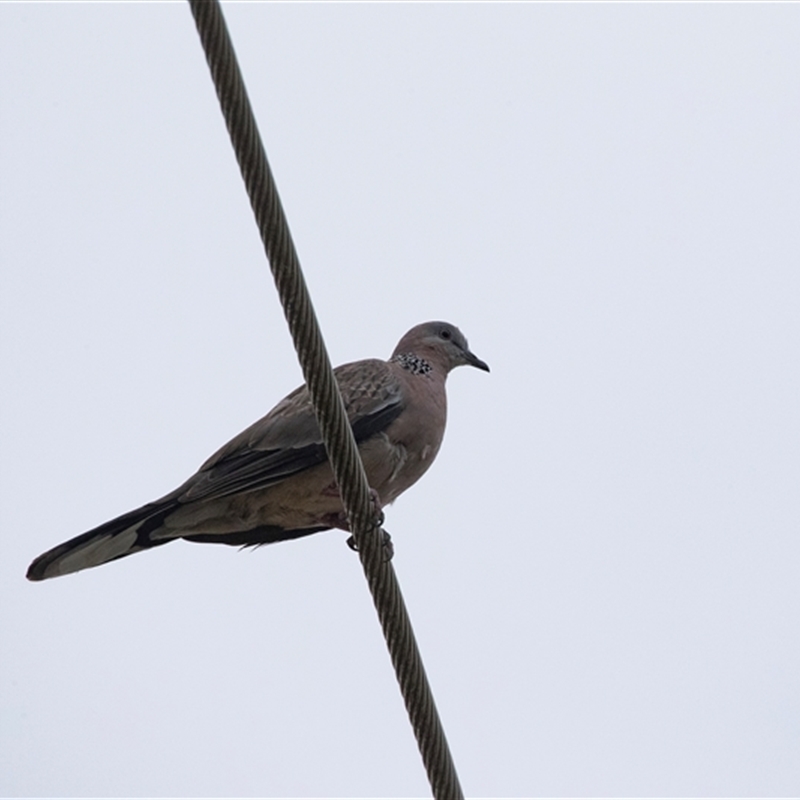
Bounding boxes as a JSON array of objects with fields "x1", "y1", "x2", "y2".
[{"x1": 187, "y1": 3, "x2": 464, "y2": 798}]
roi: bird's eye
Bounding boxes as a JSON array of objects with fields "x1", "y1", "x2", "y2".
[{"x1": 440, "y1": 328, "x2": 452, "y2": 340}]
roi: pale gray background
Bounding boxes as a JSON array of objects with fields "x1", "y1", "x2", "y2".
[{"x1": 1, "y1": 2, "x2": 799, "y2": 797}]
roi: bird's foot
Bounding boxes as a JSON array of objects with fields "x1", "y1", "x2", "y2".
[
  {"x1": 346, "y1": 529, "x2": 394, "y2": 562},
  {"x1": 326, "y1": 488, "x2": 384, "y2": 531}
]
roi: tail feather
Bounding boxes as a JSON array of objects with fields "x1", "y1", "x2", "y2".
[{"x1": 26, "y1": 501, "x2": 180, "y2": 582}]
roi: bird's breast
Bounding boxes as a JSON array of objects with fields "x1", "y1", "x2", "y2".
[{"x1": 363, "y1": 384, "x2": 447, "y2": 505}]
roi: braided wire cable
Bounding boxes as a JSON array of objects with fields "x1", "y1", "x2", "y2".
[{"x1": 188, "y1": 3, "x2": 464, "y2": 798}]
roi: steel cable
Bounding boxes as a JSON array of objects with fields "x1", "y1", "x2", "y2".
[{"x1": 187, "y1": 3, "x2": 464, "y2": 797}]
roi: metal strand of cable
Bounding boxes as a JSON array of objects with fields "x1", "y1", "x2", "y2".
[{"x1": 187, "y1": 3, "x2": 464, "y2": 798}]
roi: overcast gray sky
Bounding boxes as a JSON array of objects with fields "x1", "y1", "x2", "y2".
[{"x1": 2, "y1": 2, "x2": 799, "y2": 797}]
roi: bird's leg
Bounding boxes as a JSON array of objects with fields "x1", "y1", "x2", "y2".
[
  {"x1": 345, "y1": 487, "x2": 393, "y2": 561},
  {"x1": 328, "y1": 487, "x2": 383, "y2": 531},
  {"x1": 368, "y1": 487, "x2": 385, "y2": 529}
]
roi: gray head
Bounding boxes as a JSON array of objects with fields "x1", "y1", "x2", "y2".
[{"x1": 391, "y1": 321, "x2": 490, "y2": 376}]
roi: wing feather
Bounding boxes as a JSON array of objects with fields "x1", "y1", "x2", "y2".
[{"x1": 178, "y1": 360, "x2": 403, "y2": 503}]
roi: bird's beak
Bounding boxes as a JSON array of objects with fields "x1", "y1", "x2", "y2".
[{"x1": 464, "y1": 350, "x2": 490, "y2": 372}]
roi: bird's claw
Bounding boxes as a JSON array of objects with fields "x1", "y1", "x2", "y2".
[
  {"x1": 346, "y1": 529, "x2": 394, "y2": 562},
  {"x1": 380, "y1": 530, "x2": 394, "y2": 561}
]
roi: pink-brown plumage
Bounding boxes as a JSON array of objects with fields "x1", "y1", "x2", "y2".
[{"x1": 27, "y1": 322, "x2": 488, "y2": 581}]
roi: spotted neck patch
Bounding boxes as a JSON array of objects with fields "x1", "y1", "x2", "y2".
[{"x1": 392, "y1": 352, "x2": 433, "y2": 375}]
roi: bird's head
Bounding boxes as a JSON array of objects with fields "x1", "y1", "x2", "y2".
[{"x1": 391, "y1": 321, "x2": 490, "y2": 376}]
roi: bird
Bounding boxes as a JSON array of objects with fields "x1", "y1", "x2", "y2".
[{"x1": 26, "y1": 321, "x2": 489, "y2": 581}]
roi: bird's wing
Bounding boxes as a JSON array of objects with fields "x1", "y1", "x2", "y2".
[{"x1": 178, "y1": 359, "x2": 404, "y2": 503}]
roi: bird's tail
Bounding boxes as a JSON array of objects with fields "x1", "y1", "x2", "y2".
[{"x1": 26, "y1": 500, "x2": 180, "y2": 581}]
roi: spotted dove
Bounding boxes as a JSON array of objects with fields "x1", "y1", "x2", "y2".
[{"x1": 26, "y1": 321, "x2": 489, "y2": 581}]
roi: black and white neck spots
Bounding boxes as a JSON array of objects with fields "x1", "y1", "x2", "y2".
[{"x1": 392, "y1": 352, "x2": 433, "y2": 375}]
